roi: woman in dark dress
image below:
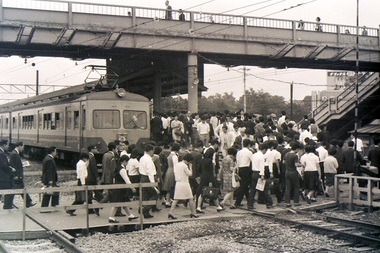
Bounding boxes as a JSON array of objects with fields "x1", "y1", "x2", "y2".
[
  {"x1": 109, "y1": 155, "x2": 138, "y2": 223},
  {"x1": 195, "y1": 148, "x2": 224, "y2": 213}
]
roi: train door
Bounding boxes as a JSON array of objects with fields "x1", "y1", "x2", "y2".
[
  {"x1": 8, "y1": 112, "x2": 12, "y2": 142},
  {"x1": 17, "y1": 112, "x2": 21, "y2": 141},
  {"x1": 37, "y1": 110, "x2": 43, "y2": 143},
  {"x1": 79, "y1": 103, "x2": 86, "y2": 151},
  {"x1": 65, "y1": 107, "x2": 71, "y2": 146}
]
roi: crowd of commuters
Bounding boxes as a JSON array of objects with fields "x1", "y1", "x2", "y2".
[{"x1": 1, "y1": 110, "x2": 379, "y2": 225}]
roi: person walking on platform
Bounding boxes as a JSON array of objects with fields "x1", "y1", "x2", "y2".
[
  {"x1": 86, "y1": 145, "x2": 102, "y2": 213},
  {"x1": 99, "y1": 142, "x2": 117, "y2": 204},
  {"x1": 283, "y1": 142, "x2": 302, "y2": 207},
  {"x1": 66, "y1": 152, "x2": 89, "y2": 216},
  {"x1": 139, "y1": 144, "x2": 160, "y2": 219},
  {"x1": 219, "y1": 147, "x2": 238, "y2": 209},
  {"x1": 234, "y1": 139, "x2": 253, "y2": 208},
  {"x1": 9, "y1": 142, "x2": 36, "y2": 208},
  {"x1": 162, "y1": 143, "x2": 180, "y2": 207},
  {"x1": 41, "y1": 146, "x2": 59, "y2": 209},
  {"x1": 0, "y1": 140, "x2": 16, "y2": 210},
  {"x1": 108, "y1": 155, "x2": 138, "y2": 223},
  {"x1": 168, "y1": 153, "x2": 199, "y2": 219},
  {"x1": 300, "y1": 145, "x2": 321, "y2": 204}
]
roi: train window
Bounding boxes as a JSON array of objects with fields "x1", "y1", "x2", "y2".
[
  {"x1": 5, "y1": 118, "x2": 8, "y2": 129},
  {"x1": 123, "y1": 110, "x2": 147, "y2": 129},
  {"x1": 43, "y1": 113, "x2": 52, "y2": 130},
  {"x1": 93, "y1": 110, "x2": 120, "y2": 129},
  {"x1": 12, "y1": 117, "x2": 17, "y2": 129},
  {"x1": 38, "y1": 112, "x2": 42, "y2": 129},
  {"x1": 74, "y1": 111, "x2": 79, "y2": 129},
  {"x1": 55, "y1": 112, "x2": 63, "y2": 130},
  {"x1": 66, "y1": 110, "x2": 72, "y2": 130}
]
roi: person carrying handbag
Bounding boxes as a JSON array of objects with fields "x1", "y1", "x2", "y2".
[{"x1": 219, "y1": 147, "x2": 238, "y2": 209}]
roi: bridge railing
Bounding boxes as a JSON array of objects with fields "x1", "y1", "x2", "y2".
[
  {"x1": 312, "y1": 72, "x2": 379, "y2": 121},
  {"x1": 2, "y1": 0, "x2": 378, "y2": 37}
]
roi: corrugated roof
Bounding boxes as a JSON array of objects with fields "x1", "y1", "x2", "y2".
[{"x1": 349, "y1": 119, "x2": 380, "y2": 134}]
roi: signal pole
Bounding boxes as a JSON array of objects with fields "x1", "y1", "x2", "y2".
[
  {"x1": 290, "y1": 81, "x2": 294, "y2": 119},
  {"x1": 35, "y1": 70, "x2": 39, "y2": 96},
  {"x1": 243, "y1": 66, "x2": 247, "y2": 112}
]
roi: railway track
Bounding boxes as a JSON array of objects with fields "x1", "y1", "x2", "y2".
[
  {"x1": 242, "y1": 207, "x2": 380, "y2": 252},
  {"x1": 0, "y1": 205, "x2": 84, "y2": 253}
]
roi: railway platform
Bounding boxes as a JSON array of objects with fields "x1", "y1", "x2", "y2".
[{"x1": 0, "y1": 196, "x2": 335, "y2": 240}]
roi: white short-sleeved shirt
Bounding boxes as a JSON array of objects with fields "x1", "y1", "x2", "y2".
[
  {"x1": 324, "y1": 155, "x2": 338, "y2": 174},
  {"x1": 300, "y1": 153, "x2": 320, "y2": 172},
  {"x1": 127, "y1": 158, "x2": 140, "y2": 176}
]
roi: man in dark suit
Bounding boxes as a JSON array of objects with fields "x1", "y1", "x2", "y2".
[
  {"x1": 342, "y1": 141, "x2": 365, "y2": 175},
  {"x1": 368, "y1": 138, "x2": 380, "y2": 171},
  {"x1": 9, "y1": 142, "x2": 35, "y2": 208},
  {"x1": 151, "y1": 112, "x2": 163, "y2": 143},
  {"x1": 99, "y1": 142, "x2": 117, "y2": 204},
  {"x1": 41, "y1": 146, "x2": 59, "y2": 208},
  {"x1": 86, "y1": 145, "x2": 101, "y2": 215},
  {"x1": 0, "y1": 140, "x2": 16, "y2": 209}
]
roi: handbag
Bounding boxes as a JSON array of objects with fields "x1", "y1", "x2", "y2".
[
  {"x1": 234, "y1": 173, "x2": 241, "y2": 182},
  {"x1": 256, "y1": 178, "x2": 266, "y2": 191},
  {"x1": 232, "y1": 171, "x2": 240, "y2": 188},
  {"x1": 202, "y1": 186, "x2": 219, "y2": 200}
]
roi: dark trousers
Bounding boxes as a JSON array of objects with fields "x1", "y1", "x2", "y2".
[
  {"x1": 248, "y1": 171, "x2": 260, "y2": 208},
  {"x1": 86, "y1": 181, "x2": 103, "y2": 202},
  {"x1": 261, "y1": 179, "x2": 273, "y2": 207},
  {"x1": 285, "y1": 171, "x2": 300, "y2": 204},
  {"x1": 234, "y1": 167, "x2": 252, "y2": 206},
  {"x1": 9, "y1": 181, "x2": 33, "y2": 207},
  {"x1": 140, "y1": 175, "x2": 158, "y2": 215},
  {"x1": 41, "y1": 193, "x2": 59, "y2": 207},
  {"x1": 1, "y1": 181, "x2": 14, "y2": 209}
]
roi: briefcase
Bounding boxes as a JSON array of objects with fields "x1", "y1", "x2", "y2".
[{"x1": 202, "y1": 186, "x2": 219, "y2": 200}]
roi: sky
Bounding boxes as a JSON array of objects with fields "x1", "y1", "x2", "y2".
[{"x1": 0, "y1": 0, "x2": 379, "y2": 104}]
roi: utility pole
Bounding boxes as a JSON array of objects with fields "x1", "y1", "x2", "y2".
[
  {"x1": 354, "y1": 0, "x2": 359, "y2": 166},
  {"x1": 243, "y1": 67, "x2": 247, "y2": 112},
  {"x1": 35, "y1": 70, "x2": 39, "y2": 96},
  {"x1": 290, "y1": 81, "x2": 294, "y2": 119}
]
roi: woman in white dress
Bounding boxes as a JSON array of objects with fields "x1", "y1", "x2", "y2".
[{"x1": 168, "y1": 153, "x2": 199, "y2": 219}]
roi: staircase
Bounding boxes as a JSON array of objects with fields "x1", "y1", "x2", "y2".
[{"x1": 312, "y1": 72, "x2": 380, "y2": 140}]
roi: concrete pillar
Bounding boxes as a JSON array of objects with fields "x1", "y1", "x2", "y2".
[
  {"x1": 153, "y1": 72, "x2": 162, "y2": 113},
  {"x1": 188, "y1": 53, "x2": 198, "y2": 113}
]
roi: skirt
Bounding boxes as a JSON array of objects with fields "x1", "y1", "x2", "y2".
[
  {"x1": 174, "y1": 182, "x2": 193, "y2": 200},
  {"x1": 162, "y1": 167, "x2": 175, "y2": 192}
]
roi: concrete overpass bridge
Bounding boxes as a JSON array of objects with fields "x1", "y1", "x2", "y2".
[{"x1": 0, "y1": 0, "x2": 379, "y2": 113}]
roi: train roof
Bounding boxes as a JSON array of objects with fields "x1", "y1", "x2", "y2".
[{"x1": 0, "y1": 83, "x2": 149, "y2": 112}]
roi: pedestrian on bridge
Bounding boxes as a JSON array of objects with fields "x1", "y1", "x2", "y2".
[{"x1": 165, "y1": 1, "x2": 172, "y2": 20}]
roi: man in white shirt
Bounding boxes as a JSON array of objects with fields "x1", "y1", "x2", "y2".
[
  {"x1": 234, "y1": 139, "x2": 253, "y2": 208},
  {"x1": 351, "y1": 133, "x2": 364, "y2": 154},
  {"x1": 67, "y1": 152, "x2": 90, "y2": 216},
  {"x1": 197, "y1": 115, "x2": 210, "y2": 146},
  {"x1": 299, "y1": 125, "x2": 313, "y2": 145},
  {"x1": 139, "y1": 144, "x2": 160, "y2": 219},
  {"x1": 248, "y1": 143, "x2": 269, "y2": 209}
]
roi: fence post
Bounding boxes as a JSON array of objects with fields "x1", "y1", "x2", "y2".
[
  {"x1": 139, "y1": 182, "x2": 143, "y2": 230},
  {"x1": 85, "y1": 186, "x2": 89, "y2": 235},
  {"x1": 22, "y1": 187, "x2": 27, "y2": 241},
  {"x1": 367, "y1": 179, "x2": 373, "y2": 208},
  {"x1": 348, "y1": 175, "x2": 353, "y2": 209},
  {"x1": 334, "y1": 175, "x2": 339, "y2": 202}
]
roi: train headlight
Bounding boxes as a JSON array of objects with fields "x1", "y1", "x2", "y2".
[{"x1": 116, "y1": 88, "x2": 126, "y2": 97}]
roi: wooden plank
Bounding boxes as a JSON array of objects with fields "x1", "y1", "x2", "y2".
[
  {"x1": 64, "y1": 201, "x2": 157, "y2": 211},
  {"x1": 298, "y1": 201, "x2": 337, "y2": 211},
  {"x1": 0, "y1": 231, "x2": 49, "y2": 240},
  {"x1": 56, "y1": 230, "x2": 75, "y2": 243}
]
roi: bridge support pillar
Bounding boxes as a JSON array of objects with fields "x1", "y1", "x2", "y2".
[
  {"x1": 153, "y1": 72, "x2": 162, "y2": 112},
  {"x1": 188, "y1": 53, "x2": 198, "y2": 113}
]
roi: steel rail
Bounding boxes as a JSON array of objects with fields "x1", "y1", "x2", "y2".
[
  {"x1": 12, "y1": 205, "x2": 84, "y2": 253},
  {"x1": 244, "y1": 208, "x2": 380, "y2": 247}
]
